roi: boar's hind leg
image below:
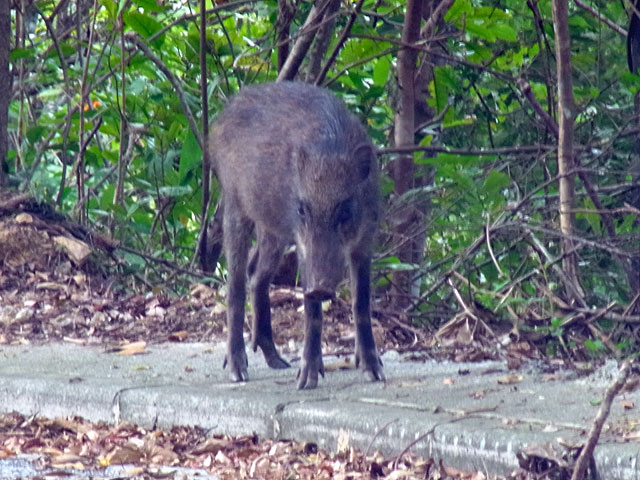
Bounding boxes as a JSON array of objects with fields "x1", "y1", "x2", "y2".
[
  {"x1": 349, "y1": 250, "x2": 385, "y2": 382},
  {"x1": 248, "y1": 230, "x2": 291, "y2": 369},
  {"x1": 297, "y1": 296, "x2": 325, "y2": 389},
  {"x1": 222, "y1": 211, "x2": 251, "y2": 382}
]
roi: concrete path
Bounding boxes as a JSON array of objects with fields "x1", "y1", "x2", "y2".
[{"x1": 0, "y1": 342, "x2": 638, "y2": 478}]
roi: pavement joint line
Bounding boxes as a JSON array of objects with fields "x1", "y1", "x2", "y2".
[
  {"x1": 273, "y1": 396, "x2": 334, "y2": 438},
  {"x1": 354, "y1": 396, "x2": 590, "y2": 431},
  {"x1": 111, "y1": 383, "x2": 184, "y2": 424}
]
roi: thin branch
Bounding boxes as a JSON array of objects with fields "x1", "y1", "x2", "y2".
[
  {"x1": 516, "y1": 77, "x2": 559, "y2": 138},
  {"x1": 573, "y1": 0, "x2": 627, "y2": 37},
  {"x1": 570, "y1": 360, "x2": 633, "y2": 480},
  {"x1": 314, "y1": 0, "x2": 365, "y2": 85},
  {"x1": 277, "y1": 0, "x2": 332, "y2": 81},
  {"x1": 378, "y1": 143, "x2": 557, "y2": 156},
  {"x1": 128, "y1": 34, "x2": 202, "y2": 149}
]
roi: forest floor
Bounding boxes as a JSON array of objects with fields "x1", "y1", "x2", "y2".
[{"x1": 0, "y1": 196, "x2": 620, "y2": 479}]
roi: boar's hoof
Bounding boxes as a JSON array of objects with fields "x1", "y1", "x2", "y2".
[
  {"x1": 264, "y1": 352, "x2": 291, "y2": 369},
  {"x1": 296, "y1": 357, "x2": 325, "y2": 390},
  {"x1": 223, "y1": 350, "x2": 249, "y2": 382},
  {"x1": 253, "y1": 338, "x2": 291, "y2": 369},
  {"x1": 356, "y1": 350, "x2": 385, "y2": 383}
]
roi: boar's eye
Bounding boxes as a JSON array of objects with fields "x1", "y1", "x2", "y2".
[
  {"x1": 335, "y1": 198, "x2": 354, "y2": 226},
  {"x1": 298, "y1": 201, "x2": 309, "y2": 223}
]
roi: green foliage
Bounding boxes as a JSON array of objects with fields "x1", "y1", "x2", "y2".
[{"x1": 4, "y1": 0, "x2": 639, "y2": 356}]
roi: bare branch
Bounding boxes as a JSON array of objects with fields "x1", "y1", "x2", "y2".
[{"x1": 570, "y1": 360, "x2": 633, "y2": 480}]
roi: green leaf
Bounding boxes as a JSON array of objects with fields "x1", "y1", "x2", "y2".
[
  {"x1": 99, "y1": 184, "x2": 116, "y2": 211},
  {"x1": 466, "y1": 22, "x2": 495, "y2": 42},
  {"x1": 584, "y1": 339, "x2": 605, "y2": 352},
  {"x1": 179, "y1": 130, "x2": 202, "y2": 181},
  {"x1": 134, "y1": 0, "x2": 164, "y2": 12},
  {"x1": 26, "y1": 126, "x2": 46, "y2": 144},
  {"x1": 123, "y1": 11, "x2": 165, "y2": 47},
  {"x1": 373, "y1": 256, "x2": 419, "y2": 272},
  {"x1": 577, "y1": 197, "x2": 601, "y2": 234},
  {"x1": 445, "y1": 0, "x2": 472, "y2": 22},
  {"x1": 100, "y1": 0, "x2": 117, "y2": 19},
  {"x1": 158, "y1": 185, "x2": 193, "y2": 197},
  {"x1": 432, "y1": 66, "x2": 451, "y2": 113},
  {"x1": 482, "y1": 170, "x2": 511, "y2": 195},
  {"x1": 38, "y1": 87, "x2": 65, "y2": 101},
  {"x1": 10, "y1": 48, "x2": 35, "y2": 61},
  {"x1": 492, "y1": 24, "x2": 517, "y2": 42},
  {"x1": 372, "y1": 56, "x2": 390, "y2": 87},
  {"x1": 438, "y1": 165, "x2": 475, "y2": 193}
]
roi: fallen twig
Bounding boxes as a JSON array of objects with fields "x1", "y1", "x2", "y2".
[{"x1": 570, "y1": 359, "x2": 633, "y2": 480}]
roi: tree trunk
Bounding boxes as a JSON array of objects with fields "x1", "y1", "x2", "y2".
[
  {"x1": 199, "y1": 0, "x2": 212, "y2": 270},
  {"x1": 276, "y1": 0, "x2": 296, "y2": 72},
  {"x1": 629, "y1": 3, "x2": 640, "y2": 301},
  {"x1": 391, "y1": 0, "x2": 424, "y2": 307},
  {"x1": 305, "y1": 0, "x2": 339, "y2": 82},
  {"x1": 551, "y1": 0, "x2": 582, "y2": 300},
  {"x1": 0, "y1": 0, "x2": 10, "y2": 187},
  {"x1": 277, "y1": 0, "x2": 329, "y2": 82}
]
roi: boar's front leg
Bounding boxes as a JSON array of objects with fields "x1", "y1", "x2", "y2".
[
  {"x1": 248, "y1": 229, "x2": 291, "y2": 369},
  {"x1": 222, "y1": 210, "x2": 251, "y2": 382},
  {"x1": 297, "y1": 296, "x2": 325, "y2": 389},
  {"x1": 349, "y1": 249, "x2": 384, "y2": 382}
]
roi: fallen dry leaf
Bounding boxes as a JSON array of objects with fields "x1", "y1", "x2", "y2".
[
  {"x1": 621, "y1": 400, "x2": 635, "y2": 410},
  {"x1": 497, "y1": 374, "x2": 522, "y2": 385},
  {"x1": 168, "y1": 330, "x2": 189, "y2": 342},
  {"x1": 116, "y1": 341, "x2": 148, "y2": 356},
  {"x1": 471, "y1": 390, "x2": 486, "y2": 399},
  {"x1": 107, "y1": 444, "x2": 145, "y2": 464},
  {"x1": 53, "y1": 236, "x2": 92, "y2": 266},
  {"x1": 324, "y1": 359, "x2": 353, "y2": 372}
]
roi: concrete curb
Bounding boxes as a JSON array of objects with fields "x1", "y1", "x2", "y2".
[{"x1": 0, "y1": 343, "x2": 638, "y2": 478}]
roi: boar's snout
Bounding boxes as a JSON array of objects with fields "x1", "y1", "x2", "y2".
[{"x1": 298, "y1": 230, "x2": 344, "y2": 303}]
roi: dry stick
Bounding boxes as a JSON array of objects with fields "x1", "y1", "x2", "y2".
[
  {"x1": 622, "y1": 293, "x2": 640, "y2": 316},
  {"x1": 527, "y1": 228, "x2": 588, "y2": 308},
  {"x1": 365, "y1": 418, "x2": 399, "y2": 457},
  {"x1": 392, "y1": 415, "x2": 479, "y2": 471},
  {"x1": 117, "y1": 244, "x2": 213, "y2": 280},
  {"x1": 525, "y1": 224, "x2": 636, "y2": 259},
  {"x1": 574, "y1": 307, "x2": 640, "y2": 324},
  {"x1": 570, "y1": 359, "x2": 633, "y2": 480}
]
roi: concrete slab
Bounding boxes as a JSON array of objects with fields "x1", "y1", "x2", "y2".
[{"x1": 0, "y1": 342, "x2": 638, "y2": 478}]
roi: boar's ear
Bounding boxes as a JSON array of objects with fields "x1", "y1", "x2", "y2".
[{"x1": 352, "y1": 144, "x2": 374, "y2": 183}]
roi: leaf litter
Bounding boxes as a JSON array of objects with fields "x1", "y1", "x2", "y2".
[{"x1": 0, "y1": 411, "x2": 479, "y2": 479}]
